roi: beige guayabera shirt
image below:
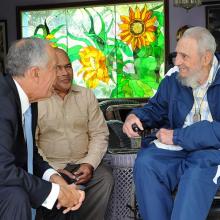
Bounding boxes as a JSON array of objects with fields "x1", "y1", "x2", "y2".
[{"x1": 36, "y1": 85, "x2": 109, "y2": 170}]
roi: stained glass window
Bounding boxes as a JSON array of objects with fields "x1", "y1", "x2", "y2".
[{"x1": 18, "y1": 1, "x2": 166, "y2": 99}]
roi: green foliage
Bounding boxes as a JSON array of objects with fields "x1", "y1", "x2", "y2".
[
  {"x1": 29, "y1": 3, "x2": 165, "y2": 98},
  {"x1": 68, "y1": 45, "x2": 83, "y2": 62}
]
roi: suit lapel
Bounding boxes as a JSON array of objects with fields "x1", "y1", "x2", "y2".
[
  {"x1": 4, "y1": 74, "x2": 22, "y2": 122},
  {"x1": 31, "y1": 102, "x2": 38, "y2": 145}
]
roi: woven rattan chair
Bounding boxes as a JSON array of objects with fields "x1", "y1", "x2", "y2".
[
  {"x1": 99, "y1": 99, "x2": 141, "y2": 120},
  {"x1": 102, "y1": 103, "x2": 145, "y2": 220}
]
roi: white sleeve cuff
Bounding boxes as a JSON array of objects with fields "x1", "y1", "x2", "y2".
[
  {"x1": 42, "y1": 168, "x2": 60, "y2": 181},
  {"x1": 42, "y1": 183, "x2": 60, "y2": 209}
]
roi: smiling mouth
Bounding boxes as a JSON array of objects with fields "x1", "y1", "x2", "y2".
[
  {"x1": 179, "y1": 66, "x2": 187, "y2": 72},
  {"x1": 60, "y1": 78, "x2": 71, "y2": 83}
]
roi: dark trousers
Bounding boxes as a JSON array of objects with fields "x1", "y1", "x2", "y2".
[
  {"x1": 38, "y1": 163, "x2": 114, "y2": 220},
  {"x1": 0, "y1": 186, "x2": 32, "y2": 220}
]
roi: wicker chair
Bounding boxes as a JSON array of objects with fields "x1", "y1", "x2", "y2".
[
  {"x1": 101, "y1": 102, "x2": 144, "y2": 220},
  {"x1": 105, "y1": 103, "x2": 145, "y2": 122},
  {"x1": 99, "y1": 99, "x2": 141, "y2": 120}
]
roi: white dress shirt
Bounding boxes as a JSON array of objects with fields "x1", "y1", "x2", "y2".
[{"x1": 14, "y1": 80, "x2": 60, "y2": 209}]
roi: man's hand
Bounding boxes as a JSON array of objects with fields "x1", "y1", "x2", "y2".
[
  {"x1": 156, "y1": 128, "x2": 174, "y2": 145},
  {"x1": 50, "y1": 173, "x2": 68, "y2": 186},
  {"x1": 57, "y1": 168, "x2": 76, "y2": 183},
  {"x1": 57, "y1": 184, "x2": 85, "y2": 213},
  {"x1": 62, "y1": 189, "x2": 85, "y2": 214},
  {"x1": 123, "y1": 114, "x2": 143, "y2": 138},
  {"x1": 74, "y1": 163, "x2": 94, "y2": 184}
]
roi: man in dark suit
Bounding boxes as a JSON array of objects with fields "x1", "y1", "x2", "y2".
[{"x1": 0, "y1": 38, "x2": 84, "y2": 220}]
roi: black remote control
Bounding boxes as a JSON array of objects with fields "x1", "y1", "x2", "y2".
[
  {"x1": 131, "y1": 123, "x2": 151, "y2": 138},
  {"x1": 132, "y1": 123, "x2": 141, "y2": 133}
]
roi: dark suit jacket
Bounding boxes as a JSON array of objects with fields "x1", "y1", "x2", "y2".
[{"x1": 0, "y1": 73, "x2": 52, "y2": 208}]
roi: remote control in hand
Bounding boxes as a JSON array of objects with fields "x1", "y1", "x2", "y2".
[{"x1": 132, "y1": 123, "x2": 142, "y2": 133}]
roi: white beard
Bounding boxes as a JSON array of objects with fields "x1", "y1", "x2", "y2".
[{"x1": 176, "y1": 71, "x2": 201, "y2": 89}]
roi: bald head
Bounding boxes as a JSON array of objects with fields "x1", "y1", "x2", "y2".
[{"x1": 55, "y1": 48, "x2": 69, "y2": 60}]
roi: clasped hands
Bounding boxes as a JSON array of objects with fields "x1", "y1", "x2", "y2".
[
  {"x1": 123, "y1": 113, "x2": 174, "y2": 145},
  {"x1": 51, "y1": 163, "x2": 93, "y2": 214},
  {"x1": 50, "y1": 173, "x2": 85, "y2": 214}
]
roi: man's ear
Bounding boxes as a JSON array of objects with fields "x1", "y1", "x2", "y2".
[
  {"x1": 202, "y1": 51, "x2": 213, "y2": 66},
  {"x1": 27, "y1": 66, "x2": 40, "y2": 82}
]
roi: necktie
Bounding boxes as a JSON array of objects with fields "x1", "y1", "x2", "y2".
[
  {"x1": 24, "y1": 106, "x2": 36, "y2": 219},
  {"x1": 24, "y1": 106, "x2": 33, "y2": 174}
]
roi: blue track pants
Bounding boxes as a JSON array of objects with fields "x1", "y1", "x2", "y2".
[{"x1": 134, "y1": 144, "x2": 220, "y2": 220}]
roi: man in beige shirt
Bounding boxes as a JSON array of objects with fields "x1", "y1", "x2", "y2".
[{"x1": 36, "y1": 48, "x2": 113, "y2": 220}]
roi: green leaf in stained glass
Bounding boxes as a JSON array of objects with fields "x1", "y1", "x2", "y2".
[
  {"x1": 68, "y1": 45, "x2": 83, "y2": 62},
  {"x1": 123, "y1": 60, "x2": 134, "y2": 66},
  {"x1": 93, "y1": 10, "x2": 107, "y2": 42},
  {"x1": 106, "y1": 17, "x2": 114, "y2": 36},
  {"x1": 115, "y1": 39, "x2": 133, "y2": 57},
  {"x1": 134, "y1": 56, "x2": 157, "y2": 77},
  {"x1": 157, "y1": 34, "x2": 164, "y2": 47},
  {"x1": 34, "y1": 24, "x2": 48, "y2": 36},
  {"x1": 67, "y1": 32, "x2": 92, "y2": 47},
  {"x1": 116, "y1": 48, "x2": 124, "y2": 74},
  {"x1": 135, "y1": 80, "x2": 154, "y2": 97},
  {"x1": 129, "y1": 80, "x2": 144, "y2": 97},
  {"x1": 50, "y1": 24, "x2": 65, "y2": 35},
  {"x1": 137, "y1": 46, "x2": 153, "y2": 58},
  {"x1": 83, "y1": 8, "x2": 107, "y2": 51},
  {"x1": 56, "y1": 43, "x2": 67, "y2": 51},
  {"x1": 85, "y1": 33, "x2": 105, "y2": 51},
  {"x1": 150, "y1": 4, "x2": 163, "y2": 11},
  {"x1": 106, "y1": 51, "x2": 117, "y2": 83},
  {"x1": 84, "y1": 8, "x2": 95, "y2": 35},
  {"x1": 104, "y1": 44, "x2": 115, "y2": 56},
  {"x1": 142, "y1": 74, "x2": 161, "y2": 90},
  {"x1": 153, "y1": 11, "x2": 164, "y2": 26},
  {"x1": 110, "y1": 87, "x2": 119, "y2": 98},
  {"x1": 33, "y1": 34, "x2": 44, "y2": 39}
]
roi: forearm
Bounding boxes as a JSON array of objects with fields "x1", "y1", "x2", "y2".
[
  {"x1": 78, "y1": 154, "x2": 103, "y2": 170},
  {"x1": 173, "y1": 120, "x2": 220, "y2": 150}
]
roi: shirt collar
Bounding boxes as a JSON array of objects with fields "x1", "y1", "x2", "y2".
[
  {"x1": 196, "y1": 55, "x2": 219, "y2": 90},
  {"x1": 70, "y1": 84, "x2": 81, "y2": 92},
  {"x1": 13, "y1": 79, "x2": 30, "y2": 116},
  {"x1": 207, "y1": 55, "x2": 219, "y2": 85}
]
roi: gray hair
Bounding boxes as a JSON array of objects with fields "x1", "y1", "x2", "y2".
[
  {"x1": 182, "y1": 27, "x2": 216, "y2": 55},
  {"x1": 6, "y1": 38, "x2": 50, "y2": 76}
]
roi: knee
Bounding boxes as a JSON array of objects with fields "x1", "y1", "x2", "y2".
[
  {"x1": 134, "y1": 148, "x2": 156, "y2": 171},
  {"x1": 96, "y1": 165, "x2": 114, "y2": 191}
]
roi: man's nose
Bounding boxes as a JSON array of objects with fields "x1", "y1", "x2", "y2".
[{"x1": 174, "y1": 54, "x2": 182, "y2": 66}]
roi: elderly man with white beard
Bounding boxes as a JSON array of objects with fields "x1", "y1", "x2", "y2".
[{"x1": 123, "y1": 27, "x2": 220, "y2": 220}]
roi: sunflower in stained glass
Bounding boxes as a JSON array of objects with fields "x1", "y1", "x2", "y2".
[
  {"x1": 119, "y1": 5, "x2": 157, "y2": 50},
  {"x1": 78, "y1": 46, "x2": 110, "y2": 88}
]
